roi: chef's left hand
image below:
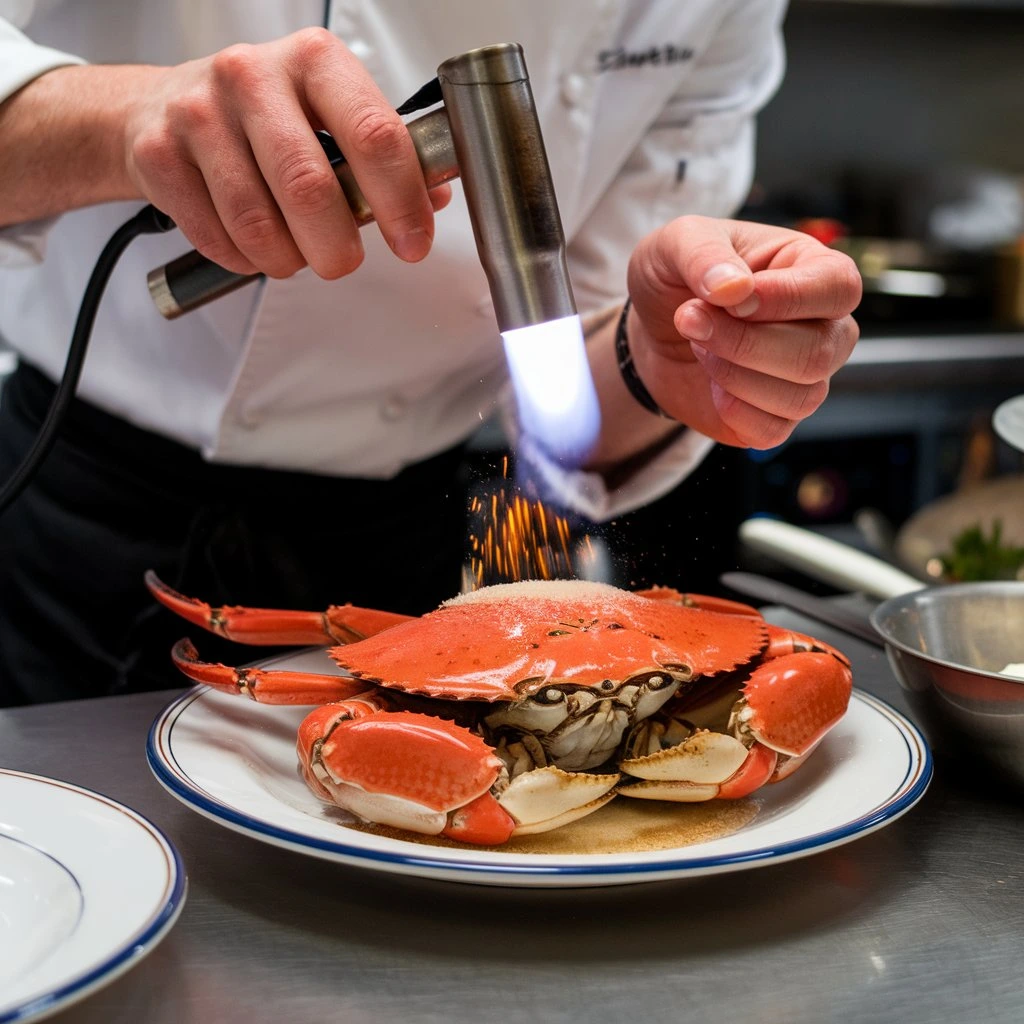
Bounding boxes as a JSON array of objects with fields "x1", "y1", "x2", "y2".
[{"x1": 625, "y1": 216, "x2": 862, "y2": 448}]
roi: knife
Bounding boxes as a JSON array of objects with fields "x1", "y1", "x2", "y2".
[{"x1": 719, "y1": 571, "x2": 884, "y2": 648}]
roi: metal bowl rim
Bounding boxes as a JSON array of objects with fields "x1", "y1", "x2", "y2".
[{"x1": 870, "y1": 581, "x2": 1024, "y2": 687}]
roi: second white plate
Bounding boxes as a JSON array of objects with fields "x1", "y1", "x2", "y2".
[{"x1": 0, "y1": 770, "x2": 186, "y2": 1024}]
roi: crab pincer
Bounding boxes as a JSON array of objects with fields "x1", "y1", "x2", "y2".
[
  {"x1": 297, "y1": 700, "x2": 517, "y2": 844},
  {"x1": 295, "y1": 698, "x2": 620, "y2": 844}
]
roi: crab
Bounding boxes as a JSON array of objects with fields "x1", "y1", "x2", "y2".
[{"x1": 147, "y1": 574, "x2": 853, "y2": 846}]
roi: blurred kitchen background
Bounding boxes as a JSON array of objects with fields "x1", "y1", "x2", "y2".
[{"x1": 574, "y1": 0, "x2": 1024, "y2": 594}]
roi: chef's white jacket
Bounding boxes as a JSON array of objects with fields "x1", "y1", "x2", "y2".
[{"x1": 0, "y1": 0, "x2": 786, "y2": 519}]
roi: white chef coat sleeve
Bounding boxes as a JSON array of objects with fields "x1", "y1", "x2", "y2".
[
  {"x1": 505, "y1": 0, "x2": 787, "y2": 522},
  {"x1": 0, "y1": 12, "x2": 87, "y2": 266}
]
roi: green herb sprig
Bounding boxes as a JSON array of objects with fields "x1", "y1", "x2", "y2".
[{"x1": 939, "y1": 520, "x2": 1024, "y2": 582}]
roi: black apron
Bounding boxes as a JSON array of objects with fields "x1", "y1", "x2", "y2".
[{"x1": 0, "y1": 362, "x2": 468, "y2": 706}]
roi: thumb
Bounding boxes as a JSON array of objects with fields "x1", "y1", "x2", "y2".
[{"x1": 654, "y1": 215, "x2": 755, "y2": 308}]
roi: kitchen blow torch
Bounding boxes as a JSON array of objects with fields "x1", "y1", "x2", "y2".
[{"x1": 147, "y1": 42, "x2": 600, "y2": 463}]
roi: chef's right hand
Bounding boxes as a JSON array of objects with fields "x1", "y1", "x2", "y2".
[{"x1": 123, "y1": 28, "x2": 450, "y2": 279}]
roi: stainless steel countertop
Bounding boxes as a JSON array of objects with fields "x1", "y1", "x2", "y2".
[{"x1": 2, "y1": 607, "x2": 1022, "y2": 1024}]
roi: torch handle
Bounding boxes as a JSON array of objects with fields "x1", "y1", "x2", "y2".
[{"x1": 147, "y1": 108, "x2": 457, "y2": 319}]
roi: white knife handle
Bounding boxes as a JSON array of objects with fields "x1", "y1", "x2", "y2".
[{"x1": 739, "y1": 519, "x2": 925, "y2": 600}]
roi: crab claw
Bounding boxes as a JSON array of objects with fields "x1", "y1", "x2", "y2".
[
  {"x1": 496, "y1": 767, "x2": 620, "y2": 836},
  {"x1": 618, "y1": 731, "x2": 777, "y2": 801},
  {"x1": 617, "y1": 627, "x2": 852, "y2": 802},
  {"x1": 302, "y1": 708, "x2": 517, "y2": 845},
  {"x1": 737, "y1": 648, "x2": 852, "y2": 762}
]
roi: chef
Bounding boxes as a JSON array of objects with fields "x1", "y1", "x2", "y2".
[{"x1": 0, "y1": 1, "x2": 861, "y2": 704}]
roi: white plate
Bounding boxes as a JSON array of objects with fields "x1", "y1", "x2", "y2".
[
  {"x1": 0, "y1": 771, "x2": 186, "y2": 1023},
  {"x1": 994, "y1": 394, "x2": 1024, "y2": 453},
  {"x1": 148, "y1": 649, "x2": 931, "y2": 887}
]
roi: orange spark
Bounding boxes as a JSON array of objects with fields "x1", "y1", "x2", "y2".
[{"x1": 466, "y1": 464, "x2": 589, "y2": 589}]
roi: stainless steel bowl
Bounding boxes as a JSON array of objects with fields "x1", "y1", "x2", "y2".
[{"x1": 870, "y1": 582, "x2": 1024, "y2": 786}]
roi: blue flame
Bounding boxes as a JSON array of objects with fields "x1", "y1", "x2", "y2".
[{"x1": 502, "y1": 314, "x2": 601, "y2": 467}]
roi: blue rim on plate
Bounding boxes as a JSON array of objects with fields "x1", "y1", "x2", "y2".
[
  {"x1": 147, "y1": 686, "x2": 931, "y2": 883},
  {"x1": 0, "y1": 770, "x2": 187, "y2": 1024}
]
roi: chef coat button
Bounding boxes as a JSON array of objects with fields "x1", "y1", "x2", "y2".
[
  {"x1": 381, "y1": 395, "x2": 408, "y2": 421},
  {"x1": 560, "y1": 73, "x2": 587, "y2": 108}
]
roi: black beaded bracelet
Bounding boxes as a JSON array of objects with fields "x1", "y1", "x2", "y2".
[{"x1": 614, "y1": 299, "x2": 674, "y2": 419}]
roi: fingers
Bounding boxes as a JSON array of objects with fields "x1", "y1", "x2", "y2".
[
  {"x1": 703, "y1": 383, "x2": 799, "y2": 451},
  {"x1": 189, "y1": 120, "x2": 308, "y2": 279},
  {"x1": 740, "y1": 253, "x2": 863, "y2": 323},
  {"x1": 178, "y1": 43, "x2": 349, "y2": 279},
  {"x1": 235, "y1": 92, "x2": 363, "y2": 279},
  {"x1": 128, "y1": 118, "x2": 258, "y2": 276},
  {"x1": 210, "y1": 34, "x2": 376, "y2": 277},
  {"x1": 672, "y1": 303, "x2": 857, "y2": 447},
  {"x1": 649, "y1": 215, "x2": 757, "y2": 309},
  {"x1": 626, "y1": 216, "x2": 863, "y2": 449},
  {"x1": 127, "y1": 30, "x2": 438, "y2": 282},
  {"x1": 297, "y1": 31, "x2": 435, "y2": 264},
  {"x1": 689, "y1": 344, "x2": 830, "y2": 425},
  {"x1": 645, "y1": 216, "x2": 862, "y2": 322},
  {"x1": 167, "y1": 170, "x2": 260, "y2": 277},
  {"x1": 675, "y1": 303, "x2": 859, "y2": 384}
]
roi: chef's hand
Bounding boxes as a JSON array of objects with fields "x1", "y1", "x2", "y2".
[
  {"x1": 625, "y1": 216, "x2": 862, "y2": 449},
  {"x1": 124, "y1": 28, "x2": 450, "y2": 279}
]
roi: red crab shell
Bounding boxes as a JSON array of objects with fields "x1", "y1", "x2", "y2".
[{"x1": 329, "y1": 580, "x2": 769, "y2": 700}]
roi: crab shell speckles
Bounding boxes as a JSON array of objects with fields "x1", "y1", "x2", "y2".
[{"x1": 328, "y1": 580, "x2": 769, "y2": 700}]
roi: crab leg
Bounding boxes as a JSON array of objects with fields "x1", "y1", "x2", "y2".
[
  {"x1": 172, "y1": 639, "x2": 371, "y2": 705},
  {"x1": 147, "y1": 571, "x2": 413, "y2": 646},
  {"x1": 619, "y1": 626, "x2": 852, "y2": 801}
]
